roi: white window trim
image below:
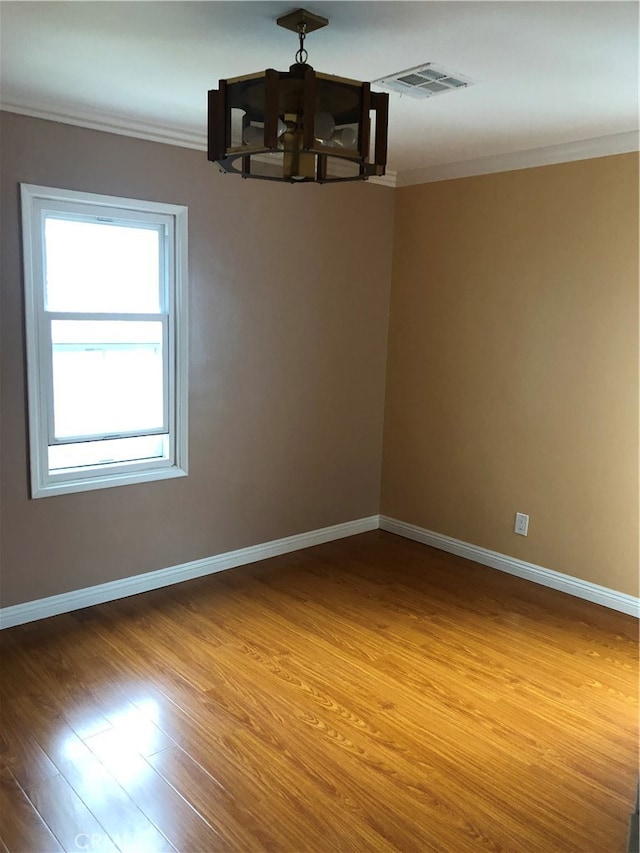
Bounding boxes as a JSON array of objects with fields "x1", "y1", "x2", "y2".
[{"x1": 21, "y1": 184, "x2": 189, "y2": 498}]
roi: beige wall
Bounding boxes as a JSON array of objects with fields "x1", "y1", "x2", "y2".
[
  {"x1": 382, "y1": 154, "x2": 639, "y2": 597},
  {"x1": 1, "y1": 111, "x2": 637, "y2": 609},
  {"x1": 0, "y1": 112, "x2": 394, "y2": 608}
]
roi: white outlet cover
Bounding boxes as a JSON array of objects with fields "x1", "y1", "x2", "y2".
[{"x1": 515, "y1": 513, "x2": 529, "y2": 536}]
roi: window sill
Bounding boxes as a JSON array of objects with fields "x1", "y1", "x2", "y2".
[{"x1": 32, "y1": 464, "x2": 188, "y2": 499}]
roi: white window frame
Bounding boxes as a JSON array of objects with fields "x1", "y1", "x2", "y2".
[{"x1": 21, "y1": 184, "x2": 189, "y2": 498}]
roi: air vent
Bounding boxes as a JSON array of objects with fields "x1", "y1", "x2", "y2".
[{"x1": 373, "y1": 63, "x2": 474, "y2": 99}]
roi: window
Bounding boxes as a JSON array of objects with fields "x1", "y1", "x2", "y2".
[{"x1": 21, "y1": 184, "x2": 188, "y2": 498}]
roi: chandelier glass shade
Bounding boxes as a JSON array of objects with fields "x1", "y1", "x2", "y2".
[{"x1": 208, "y1": 9, "x2": 389, "y2": 184}]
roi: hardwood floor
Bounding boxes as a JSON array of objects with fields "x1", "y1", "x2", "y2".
[{"x1": 1, "y1": 531, "x2": 637, "y2": 852}]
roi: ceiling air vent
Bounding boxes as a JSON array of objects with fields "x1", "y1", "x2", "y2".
[{"x1": 373, "y1": 63, "x2": 474, "y2": 99}]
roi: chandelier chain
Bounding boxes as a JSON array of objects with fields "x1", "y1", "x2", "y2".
[{"x1": 295, "y1": 22, "x2": 308, "y2": 64}]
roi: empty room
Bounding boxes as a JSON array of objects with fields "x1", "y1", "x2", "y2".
[{"x1": 0, "y1": 2, "x2": 638, "y2": 851}]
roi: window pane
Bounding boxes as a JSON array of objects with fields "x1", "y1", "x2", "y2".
[
  {"x1": 51, "y1": 320, "x2": 165, "y2": 440},
  {"x1": 49, "y1": 435, "x2": 169, "y2": 471},
  {"x1": 45, "y1": 218, "x2": 161, "y2": 313}
]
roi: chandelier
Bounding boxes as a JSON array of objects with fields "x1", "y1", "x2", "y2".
[{"x1": 207, "y1": 8, "x2": 389, "y2": 184}]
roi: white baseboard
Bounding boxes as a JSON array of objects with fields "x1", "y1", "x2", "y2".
[
  {"x1": 0, "y1": 515, "x2": 379, "y2": 629},
  {"x1": 380, "y1": 516, "x2": 639, "y2": 617},
  {"x1": 3, "y1": 513, "x2": 636, "y2": 629}
]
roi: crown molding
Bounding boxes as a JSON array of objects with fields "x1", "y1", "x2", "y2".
[
  {"x1": 1, "y1": 101, "x2": 635, "y2": 189},
  {"x1": 0, "y1": 101, "x2": 207, "y2": 151},
  {"x1": 369, "y1": 172, "x2": 397, "y2": 188},
  {"x1": 397, "y1": 130, "x2": 640, "y2": 187},
  {"x1": 0, "y1": 101, "x2": 398, "y2": 187}
]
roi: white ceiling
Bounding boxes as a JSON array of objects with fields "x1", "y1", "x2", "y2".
[{"x1": 1, "y1": 1, "x2": 638, "y2": 183}]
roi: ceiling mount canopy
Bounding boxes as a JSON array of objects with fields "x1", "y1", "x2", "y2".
[{"x1": 207, "y1": 8, "x2": 389, "y2": 184}]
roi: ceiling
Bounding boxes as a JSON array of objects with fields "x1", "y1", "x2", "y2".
[{"x1": 1, "y1": 1, "x2": 638, "y2": 184}]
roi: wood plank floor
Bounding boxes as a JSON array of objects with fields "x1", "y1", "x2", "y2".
[{"x1": 1, "y1": 530, "x2": 637, "y2": 852}]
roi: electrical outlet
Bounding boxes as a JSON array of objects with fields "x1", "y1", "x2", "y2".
[{"x1": 514, "y1": 512, "x2": 529, "y2": 536}]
